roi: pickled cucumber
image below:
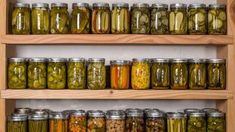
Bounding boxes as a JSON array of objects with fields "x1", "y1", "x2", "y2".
[
  {"x1": 208, "y1": 63, "x2": 226, "y2": 89},
  {"x1": 189, "y1": 60, "x2": 206, "y2": 89}
]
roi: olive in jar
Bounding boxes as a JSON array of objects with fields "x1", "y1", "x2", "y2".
[
  {"x1": 87, "y1": 110, "x2": 105, "y2": 132},
  {"x1": 187, "y1": 112, "x2": 206, "y2": 132},
  {"x1": 126, "y1": 108, "x2": 144, "y2": 132},
  {"x1": 106, "y1": 110, "x2": 126, "y2": 132},
  {"x1": 207, "y1": 112, "x2": 226, "y2": 132},
  {"x1": 146, "y1": 109, "x2": 166, "y2": 132},
  {"x1": 8, "y1": 114, "x2": 28, "y2": 132}
]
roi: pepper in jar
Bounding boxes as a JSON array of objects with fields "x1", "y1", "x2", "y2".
[
  {"x1": 49, "y1": 112, "x2": 68, "y2": 132},
  {"x1": 187, "y1": 112, "x2": 206, "y2": 132},
  {"x1": 69, "y1": 110, "x2": 87, "y2": 132},
  {"x1": 207, "y1": 112, "x2": 226, "y2": 132},
  {"x1": 126, "y1": 108, "x2": 145, "y2": 132},
  {"x1": 87, "y1": 110, "x2": 105, "y2": 132}
]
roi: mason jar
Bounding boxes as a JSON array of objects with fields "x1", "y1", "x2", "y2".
[
  {"x1": 106, "y1": 110, "x2": 126, "y2": 132},
  {"x1": 49, "y1": 112, "x2": 68, "y2": 132},
  {"x1": 69, "y1": 110, "x2": 87, "y2": 132},
  {"x1": 207, "y1": 112, "x2": 226, "y2": 132},
  {"x1": 28, "y1": 112, "x2": 49, "y2": 132},
  {"x1": 87, "y1": 110, "x2": 105, "y2": 132},
  {"x1": 8, "y1": 114, "x2": 28, "y2": 132},
  {"x1": 126, "y1": 109, "x2": 144, "y2": 132},
  {"x1": 145, "y1": 109, "x2": 166, "y2": 132},
  {"x1": 187, "y1": 112, "x2": 206, "y2": 132},
  {"x1": 167, "y1": 112, "x2": 187, "y2": 132}
]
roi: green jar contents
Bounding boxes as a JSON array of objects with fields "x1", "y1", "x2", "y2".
[
  {"x1": 106, "y1": 110, "x2": 126, "y2": 132},
  {"x1": 28, "y1": 111, "x2": 49, "y2": 132},
  {"x1": 145, "y1": 110, "x2": 166, "y2": 132},
  {"x1": 207, "y1": 59, "x2": 226, "y2": 90},
  {"x1": 50, "y1": 3, "x2": 69, "y2": 34},
  {"x1": 47, "y1": 58, "x2": 66, "y2": 89},
  {"x1": 207, "y1": 112, "x2": 226, "y2": 132},
  {"x1": 131, "y1": 3, "x2": 150, "y2": 34},
  {"x1": 67, "y1": 58, "x2": 86, "y2": 89},
  {"x1": 92, "y1": 3, "x2": 110, "y2": 34},
  {"x1": 12, "y1": 3, "x2": 30, "y2": 34},
  {"x1": 208, "y1": 4, "x2": 227, "y2": 35},
  {"x1": 69, "y1": 110, "x2": 87, "y2": 132},
  {"x1": 31, "y1": 3, "x2": 50, "y2": 34},
  {"x1": 28, "y1": 58, "x2": 47, "y2": 89},
  {"x1": 169, "y1": 4, "x2": 187, "y2": 34},
  {"x1": 87, "y1": 58, "x2": 106, "y2": 89},
  {"x1": 151, "y1": 4, "x2": 169, "y2": 34},
  {"x1": 126, "y1": 109, "x2": 144, "y2": 132},
  {"x1": 187, "y1": 112, "x2": 206, "y2": 132},
  {"x1": 111, "y1": 3, "x2": 130, "y2": 34},
  {"x1": 189, "y1": 59, "x2": 207, "y2": 90},
  {"x1": 71, "y1": 3, "x2": 90, "y2": 34},
  {"x1": 188, "y1": 4, "x2": 207, "y2": 34},
  {"x1": 167, "y1": 112, "x2": 187, "y2": 132},
  {"x1": 87, "y1": 110, "x2": 105, "y2": 132},
  {"x1": 8, "y1": 114, "x2": 27, "y2": 132},
  {"x1": 8, "y1": 58, "x2": 27, "y2": 89},
  {"x1": 49, "y1": 112, "x2": 68, "y2": 132}
]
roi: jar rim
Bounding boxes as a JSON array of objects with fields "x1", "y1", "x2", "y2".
[
  {"x1": 208, "y1": 112, "x2": 225, "y2": 117},
  {"x1": 189, "y1": 112, "x2": 206, "y2": 117},
  {"x1": 146, "y1": 110, "x2": 164, "y2": 118},
  {"x1": 14, "y1": 3, "x2": 30, "y2": 8},
  {"x1": 88, "y1": 110, "x2": 105, "y2": 117},
  {"x1": 28, "y1": 112, "x2": 48, "y2": 120},
  {"x1": 184, "y1": 108, "x2": 200, "y2": 114},
  {"x1": 189, "y1": 3, "x2": 207, "y2": 8},
  {"x1": 207, "y1": 59, "x2": 226, "y2": 63},
  {"x1": 110, "y1": 60, "x2": 131, "y2": 65},
  {"x1": 152, "y1": 58, "x2": 170, "y2": 63},
  {"x1": 8, "y1": 114, "x2": 28, "y2": 121},
  {"x1": 112, "y1": 3, "x2": 129, "y2": 8},
  {"x1": 167, "y1": 112, "x2": 187, "y2": 118},
  {"x1": 9, "y1": 58, "x2": 27, "y2": 62},
  {"x1": 132, "y1": 3, "x2": 149, "y2": 8},
  {"x1": 188, "y1": 59, "x2": 207, "y2": 63},
  {"x1": 32, "y1": 3, "x2": 49, "y2": 8},
  {"x1": 106, "y1": 110, "x2": 125, "y2": 119},
  {"x1": 28, "y1": 58, "x2": 47, "y2": 62},
  {"x1": 132, "y1": 58, "x2": 149, "y2": 63},
  {"x1": 170, "y1": 3, "x2": 187, "y2": 8},
  {"x1": 93, "y1": 2, "x2": 109, "y2": 8},
  {"x1": 51, "y1": 3, "x2": 68, "y2": 8},
  {"x1": 152, "y1": 4, "x2": 168, "y2": 8},
  {"x1": 209, "y1": 4, "x2": 226, "y2": 8},
  {"x1": 72, "y1": 3, "x2": 90, "y2": 8},
  {"x1": 126, "y1": 108, "x2": 144, "y2": 117},
  {"x1": 48, "y1": 58, "x2": 67, "y2": 62},
  {"x1": 170, "y1": 58, "x2": 188, "y2": 63},
  {"x1": 68, "y1": 58, "x2": 85, "y2": 62},
  {"x1": 202, "y1": 108, "x2": 219, "y2": 113},
  {"x1": 88, "y1": 58, "x2": 105, "y2": 62},
  {"x1": 70, "y1": 110, "x2": 86, "y2": 116},
  {"x1": 14, "y1": 108, "x2": 32, "y2": 114},
  {"x1": 49, "y1": 112, "x2": 68, "y2": 119}
]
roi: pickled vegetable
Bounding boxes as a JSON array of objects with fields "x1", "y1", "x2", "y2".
[
  {"x1": 49, "y1": 112, "x2": 68, "y2": 132},
  {"x1": 187, "y1": 112, "x2": 206, "y2": 132},
  {"x1": 126, "y1": 109, "x2": 144, "y2": 132},
  {"x1": 87, "y1": 110, "x2": 105, "y2": 132},
  {"x1": 8, "y1": 114, "x2": 27, "y2": 132},
  {"x1": 69, "y1": 110, "x2": 87, "y2": 132},
  {"x1": 146, "y1": 110, "x2": 165, "y2": 132},
  {"x1": 106, "y1": 110, "x2": 125, "y2": 132},
  {"x1": 207, "y1": 112, "x2": 225, "y2": 132},
  {"x1": 167, "y1": 112, "x2": 186, "y2": 132}
]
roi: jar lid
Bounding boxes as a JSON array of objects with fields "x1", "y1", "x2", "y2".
[
  {"x1": 132, "y1": 58, "x2": 149, "y2": 63},
  {"x1": 106, "y1": 110, "x2": 125, "y2": 119},
  {"x1": 48, "y1": 58, "x2": 67, "y2": 62},
  {"x1": 207, "y1": 59, "x2": 226, "y2": 63},
  {"x1": 189, "y1": 112, "x2": 206, "y2": 117},
  {"x1": 8, "y1": 114, "x2": 27, "y2": 121},
  {"x1": 152, "y1": 4, "x2": 168, "y2": 9},
  {"x1": 202, "y1": 108, "x2": 219, "y2": 113},
  {"x1": 14, "y1": 3, "x2": 30, "y2": 8},
  {"x1": 152, "y1": 58, "x2": 170, "y2": 63},
  {"x1": 184, "y1": 108, "x2": 200, "y2": 114},
  {"x1": 93, "y1": 3, "x2": 109, "y2": 8},
  {"x1": 9, "y1": 58, "x2": 27, "y2": 62},
  {"x1": 146, "y1": 110, "x2": 164, "y2": 118},
  {"x1": 70, "y1": 110, "x2": 86, "y2": 116},
  {"x1": 112, "y1": 3, "x2": 129, "y2": 8},
  {"x1": 28, "y1": 112, "x2": 48, "y2": 120},
  {"x1": 170, "y1": 3, "x2": 187, "y2": 8},
  {"x1": 88, "y1": 58, "x2": 105, "y2": 63},
  {"x1": 28, "y1": 58, "x2": 47, "y2": 62},
  {"x1": 208, "y1": 112, "x2": 225, "y2": 117},
  {"x1": 88, "y1": 110, "x2": 105, "y2": 117},
  {"x1": 167, "y1": 112, "x2": 187, "y2": 118},
  {"x1": 51, "y1": 3, "x2": 68, "y2": 8},
  {"x1": 32, "y1": 3, "x2": 49, "y2": 8},
  {"x1": 14, "y1": 108, "x2": 32, "y2": 114},
  {"x1": 170, "y1": 59, "x2": 188, "y2": 63},
  {"x1": 188, "y1": 59, "x2": 207, "y2": 63},
  {"x1": 72, "y1": 3, "x2": 89, "y2": 8},
  {"x1": 110, "y1": 60, "x2": 131, "y2": 65},
  {"x1": 133, "y1": 3, "x2": 149, "y2": 8},
  {"x1": 63, "y1": 110, "x2": 77, "y2": 117},
  {"x1": 32, "y1": 109, "x2": 48, "y2": 115},
  {"x1": 49, "y1": 112, "x2": 68, "y2": 119},
  {"x1": 126, "y1": 108, "x2": 144, "y2": 117},
  {"x1": 68, "y1": 58, "x2": 85, "y2": 62},
  {"x1": 209, "y1": 4, "x2": 226, "y2": 8},
  {"x1": 189, "y1": 3, "x2": 207, "y2": 8}
]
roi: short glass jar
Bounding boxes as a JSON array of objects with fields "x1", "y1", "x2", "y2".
[
  {"x1": 8, "y1": 114, "x2": 28, "y2": 132},
  {"x1": 167, "y1": 112, "x2": 187, "y2": 132},
  {"x1": 187, "y1": 112, "x2": 206, "y2": 132},
  {"x1": 126, "y1": 109, "x2": 145, "y2": 132},
  {"x1": 28, "y1": 111, "x2": 49, "y2": 132},
  {"x1": 106, "y1": 110, "x2": 126, "y2": 132},
  {"x1": 145, "y1": 109, "x2": 166, "y2": 132},
  {"x1": 87, "y1": 110, "x2": 105, "y2": 132},
  {"x1": 207, "y1": 112, "x2": 226, "y2": 132},
  {"x1": 69, "y1": 110, "x2": 87, "y2": 132}
]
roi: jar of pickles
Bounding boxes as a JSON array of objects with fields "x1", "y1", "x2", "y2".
[
  {"x1": 187, "y1": 112, "x2": 206, "y2": 132},
  {"x1": 106, "y1": 110, "x2": 126, "y2": 132},
  {"x1": 169, "y1": 4, "x2": 187, "y2": 34},
  {"x1": 50, "y1": 3, "x2": 69, "y2": 34},
  {"x1": 8, "y1": 114, "x2": 28, "y2": 132},
  {"x1": 110, "y1": 60, "x2": 130, "y2": 89},
  {"x1": 207, "y1": 112, "x2": 226, "y2": 132},
  {"x1": 145, "y1": 110, "x2": 166, "y2": 132},
  {"x1": 126, "y1": 109, "x2": 144, "y2": 132},
  {"x1": 71, "y1": 3, "x2": 90, "y2": 34},
  {"x1": 69, "y1": 110, "x2": 87, "y2": 132},
  {"x1": 167, "y1": 112, "x2": 186, "y2": 132},
  {"x1": 28, "y1": 112, "x2": 49, "y2": 132},
  {"x1": 208, "y1": 4, "x2": 227, "y2": 35},
  {"x1": 87, "y1": 110, "x2": 105, "y2": 132},
  {"x1": 92, "y1": 3, "x2": 110, "y2": 34},
  {"x1": 31, "y1": 3, "x2": 50, "y2": 34},
  {"x1": 8, "y1": 58, "x2": 27, "y2": 89}
]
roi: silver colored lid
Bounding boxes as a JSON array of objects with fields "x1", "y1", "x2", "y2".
[
  {"x1": 106, "y1": 110, "x2": 125, "y2": 119},
  {"x1": 184, "y1": 108, "x2": 200, "y2": 114},
  {"x1": 112, "y1": 3, "x2": 129, "y2": 8},
  {"x1": 14, "y1": 3, "x2": 30, "y2": 8},
  {"x1": 48, "y1": 58, "x2": 66, "y2": 62},
  {"x1": 110, "y1": 60, "x2": 131, "y2": 65},
  {"x1": 170, "y1": 59, "x2": 188, "y2": 63},
  {"x1": 63, "y1": 110, "x2": 77, "y2": 116},
  {"x1": 152, "y1": 4, "x2": 168, "y2": 9},
  {"x1": 209, "y1": 4, "x2": 226, "y2": 8},
  {"x1": 126, "y1": 108, "x2": 144, "y2": 117},
  {"x1": 188, "y1": 59, "x2": 207, "y2": 63},
  {"x1": 132, "y1": 58, "x2": 149, "y2": 63},
  {"x1": 72, "y1": 3, "x2": 89, "y2": 8},
  {"x1": 70, "y1": 110, "x2": 86, "y2": 116},
  {"x1": 8, "y1": 114, "x2": 27, "y2": 121},
  {"x1": 208, "y1": 112, "x2": 225, "y2": 117},
  {"x1": 152, "y1": 58, "x2": 170, "y2": 63},
  {"x1": 51, "y1": 3, "x2": 68, "y2": 8},
  {"x1": 202, "y1": 108, "x2": 219, "y2": 113},
  {"x1": 189, "y1": 3, "x2": 206, "y2": 8},
  {"x1": 32, "y1": 3, "x2": 49, "y2": 8},
  {"x1": 170, "y1": 3, "x2": 187, "y2": 8},
  {"x1": 146, "y1": 110, "x2": 164, "y2": 118},
  {"x1": 28, "y1": 58, "x2": 47, "y2": 62},
  {"x1": 167, "y1": 112, "x2": 187, "y2": 118},
  {"x1": 88, "y1": 58, "x2": 105, "y2": 63},
  {"x1": 68, "y1": 58, "x2": 85, "y2": 62},
  {"x1": 93, "y1": 3, "x2": 109, "y2": 8},
  {"x1": 14, "y1": 108, "x2": 31, "y2": 114},
  {"x1": 207, "y1": 59, "x2": 226, "y2": 64},
  {"x1": 133, "y1": 3, "x2": 149, "y2": 8},
  {"x1": 32, "y1": 109, "x2": 48, "y2": 115},
  {"x1": 189, "y1": 112, "x2": 206, "y2": 117},
  {"x1": 88, "y1": 110, "x2": 105, "y2": 117},
  {"x1": 49, "y1": 112, "x2": 68, "y2": 119},
  {"x1": 9, "y1": 58, "x2": 27, "y2": 62},
  {"x1": 28, "y1": 112, "x2": 48, "y2": 120}
]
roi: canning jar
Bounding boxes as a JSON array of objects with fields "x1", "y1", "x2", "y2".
[
  {"x1": 92, "y1": 3, "x2": 110, "y2": 34},
  {"x1": 131, "y1": 3, "x2": 150, "y2": 34},
  {"x1": 106, "y1": 110, "x2": 126, "y2": 132},
  {"x1": 126, "y1": 109, "x2": 144, "y2": 132},
  {"x1": 71, "y1": 3, "x2": 90, "y2": 34},
  {"x1": 111, "y1": 3, "x2": 130, "y2": 34},
  {"x1": 47, "y1": 58, "x2": 66, "y2": 89},
  {"x1": 145, "y1": 110, "x2": 166, "y2": 132},
  {"x1": 15, "y1": 108, "x2": 32, "y2": 115},
  {"x1": 207, "y1": 59, "x2": 226, "y2": 89},
  {"x1": 207, "y1": 112, "x2": 226, "y2": 132},
  {"x1": 31, "y1": 3, "x2": 50, "y2": 34},
  {"x1": 110, "y1": 60, "x2": 131, "y2": 89},
  {"x1": 169, "y1": 4, "x2": 187, "y2": 34},
  {"x1": 87, "y1": 58, "x2": 106, "y2": 89},
  {"x1": 151, "y1": 4, "x2": 169, "y2": 34},
  {"x1": 50, "y1": 3, "x2": 69, "y2": 34},
  {"x1": 167, "y1": 112, "x2": 187, "y2": 132},
  {"x1": 28, "y1": 111, "x2": 49, "y2": 132},
  {"x1": 187, "y1": 112, "x2": 206, "y2": 132},
  {"x1": 12, "y1": 3, "x2": 30, "y2": 34},
  {"x1": 151, "y1": 59, "x2": 170, "y2": 89},
  {"x1": 28, "y1": 58, "x2": 47, "y2": 89},
  {"x1": 189, "y1": 59, "x2": 207, "y2": 90},
  {"x1": 87, "y1": 110, "x2": 105, "y2": 132},
  {"x1": 8, "y1": 114, "x2": 27, "y2": 132},
  {"x1": 49, "y1": 112, "x2": 68, "y2": 132},
  {"x1": 8, "y1": 58, "x2": 27, "y2": 89},
  {"x1": 67, "y1": 58, "x2": 86, "y2": 89},
  {"x1": 208, "y1": 4, "x2": 227, "y2": 35},
  {"x1": 69, "y1": 110, "x2": 87, "y2": 132}
]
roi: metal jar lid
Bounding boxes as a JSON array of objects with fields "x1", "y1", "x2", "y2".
[
  {"x1": 15, "y1": 108, "x2": 32, "y2": 114},
  {"x1": 88, "y1": 110, "x2": 105, "y2": 117},
  {"x1": 106, "y1": 110, "x2": 125, "y2": 119},
  {"x1": 152, "y1": 58, "x2": 170, "y2": 63},
  {"x1": 207, "y1": 59, "x2": 226, "y2": 64},
  {"x1": 28, "y1": 112, "x2": 48, "y2": 120},
  {"x1": 133, "y1": 3, "x2": 149, "y2": 8},
  {"x1": 189, "y1": 3, "x2": 206, "y2": 8},
  {"x1": 188, "y1": 59, "x2": 207, "y2": 63},
  {"x1": 209, "y1": 4, "x2": 226, "y2": 8},
  {"x1": 9, "y1": 58, "x2": 27, "y2": 63},
  {"x1": 184, "y1": 108, "x2": 200, "y2": 114},
  {"x1": 70, "y1": 110, "x2": 86, "y2": 116},
  {"x1": 152, "y1": 4, "x2": 168, "y2": 9},
  {"x1": 51, "y1": 3, "x2": 68, "y2": 8},
  {"x1": 48, "y1": 58, "x2": 67, "y2": 62},
  {"x1": 132, "y1": 58, "x2": 149, "y2": 63},
  {"x1": 110, "y1": 60, "x2": 131, "y2": 65},
  {"x1": 189, "y1": 112, "x2": 206, "y2": 117},
  {"x1": 170, "y1": 59, "x2": 188, "y2": 63},
  {"x1": 28, "y1": 58, "x2": 47, "y2": 62},
  {"x1": 167, "y1": 112, "x2": 187, "y2": 118},
  {"x1": 170, "y1": 3, "x2": 187, "y2": 9},
  {"x1": 32, "y1": 3, "x2": 49, "y2": 8},
  {"x1": 72, "y1": 3, "x2": 89, "y2": 8},
  {"x1": 88, "y1": 58, "x2": 105, "y2": 63},
  {"x1": 93, "y1": 3, "x2": 109, "y2": 8},
  {"x1": 208, "y1": 112, "x2": 225, "y2": 117},
  {"x1": 49, "y1": 112, "x2": 68, "y2": 119},
  {"x1": 112, "y1": 3, "x2": 129, "y2": 8},
  {"x1": 14, "y1": 3, "x2": 30, "y2": 8},
  {"x1": 146, "y1": 110, "x2": 164, "y2": 118},
  {"x1": 202, "y1": 108, "x2": 219, "y2": 113},
  {"x1": 32, "y1": 109, "x2": 48, "y2": 115},
  {"x1": 126, "y1": 108, "x2": 144, "y2": 117},
  {"x1": 68, "y1": 58, "x2": 85, "y2": 62},
  {"x1": 8, "y1": 114, "x2": 27, "y2": 121}
]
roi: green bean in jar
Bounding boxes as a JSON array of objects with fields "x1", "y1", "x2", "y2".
[
  {"x1": 28, "y1": 112, "x2": 49, "y2": 132},
  {"x1": 8, "y1": 114, "x2": 27, "y2": 132},
  {"x1": 106, "y1": 110, "x2": 126, "y2": 132},
  {"x1": 146, "y1": 110, "x2": 165, "y2": 132},
  {"x1": 207, "y1": 112, "x2": 226, "y2": 132},
  {"x1": 187, "y1": 112, "x2": 206, "y2": 132},
  {"x1": 126, "y1": 109, "x2": 144, "y2": 132},
  {"x1": 87, "y1": 110, "x2": 105, "y2": 132},
  {"x1": 167, "y1": 112, "x2": 187, "y2": 132}
]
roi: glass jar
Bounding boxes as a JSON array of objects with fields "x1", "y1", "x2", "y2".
[
  {"x1": 208, "y1": 4, "x2": 227, "y2": 35},
  {"x1": 12, "y1": 3, "x2": 30, "y2": 34},
  {"x1": 170, "y1": 59, "x2": 188, "y2": 89},
  {"x1": 207, "y1": 59, "x2": 226, "y2": 89},
  {"x1": 187, "y1": 112, "x2": 206, "y2": 132},
  {"x1": 169, "y1": 4, "x2": 187, "y2": 34},
  {"x1": 31, "y1": 3, "x2": 50, "y2": 34},
  {"x1": 8, "y1": 58, "x2": 27, "y2": 89},
  {"x1": 92, "y1": 3, "x2": 110, "y2": 34},
  {"x1": 131, "y1": 58, "x2": 150, "y2": 89},
  {"x1": 87, "y1": 58, "x2": 106, "y2": 89},
  {"x1": 111, "y1": 3, "x2": 130, "y2": 34},
  {"x1": 151, "y1": 4, "x2": 169, "y2": 34},
  {"x1": 167, "y1": 112, "x2": 187, "y2": 132},
  {"x1": 110, "y1": 60, "x2": 131, "y2": 89},
  {"x1": 8, "y1": 114, "x2": 27, "y2": 132},
  {"x1": 126, "y1": 109, "x2": 144, "y2": 132},
  {"x1": 106, "y1": 110, "x2": 126, "y2": 132},
  {"x1": 189, "y1": 59, "x2": 207, "y2": 90},
  {"x1": 151, "y1": 59, "x2": 170, "y2": 89},
  {"x1": 67, "y1": 58, "x2": 86, "y2": 89},
  {"x1": 28, "y1": 58, "x2": 47, "y2": 89},
  {"x1": 145, "y1": 110, "x2": 166, "y2": 132},
  {"x1": 15, "y1": 107, "x2": 32, "y2": 115},
  {"x1": 87, "y1": 110, "x2": 105, "y2": 132},
  {"x1": 71, "y1": 3, "x2": 90, "y2": 34},
  {"x1": 188, "y1": 4, "x2": 207, "y2": 35},
  {"x1": 207, "y1": 112, "x2": 226, "y2": 132},
  {"x1": 50, "y1": 3, "x2": 69, "y2": 34},
  {"x1": 131, "y1": 3, "x2": 150, "y2": 34},
  {"x1": 49, "y1": 112, "x2": 68, "y2": 132},
  {"x1": 47, "y1": 58, "x2": 66, "y2": 89},
  {"x1": 28, "y1": 112, "x2": 49, "y2": 132},
  {"x1": 69, "y1": 110, "x2": 87, "y2": 132}
]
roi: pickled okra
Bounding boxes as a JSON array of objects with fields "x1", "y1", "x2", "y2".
[
  {"x1": 87, "y1": 110, "x2": 105, "y2": 132},
  {"x1": 49, "y1": 112, "x2": 68, "y2": 132},
  {"x1": 69, "y1": 110, "x2": 87, "y2": 132},
  {"x1": 146, "y1": 110, "x2": 165, "y2": 132},
  {"x1": 126, "y1": 109, "x2": 144, "y2": 132},
  {"x1": 28, "y1": 112, "x2": 49, "y2": 132},
  {"x1": 8, "y1": 114, "x2": 27, "y2": 132},
  {"x1": 167, "y1": 112, "x2": 187, "y2": 132},
  {"x1": 207, "y1": 112, "x2": 226, "y2": 132},
  {"x1": 106, "y1": 110, "x2": 126, "y2": 132},
  {"x1": 187, "y1": 112, "x2": 206, "y2": 132}
]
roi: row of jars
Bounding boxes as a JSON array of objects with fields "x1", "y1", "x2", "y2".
[
  {"x1": 8, "y1": 107, "x2": 225, "y2": 132},
  {"x1": 8, "y1": 58, "x2": 226, "y2": 90},
  {"x1": 12, "y1": 2, "x2": 227, "y2": 35}
]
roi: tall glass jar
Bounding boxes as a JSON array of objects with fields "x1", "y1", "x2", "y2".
[
  {"x1": 92, "y1": 3, "x2": 110, "y2": 34},
  {"x1": 49, "y1": 112, "x2": 68, "y2": 132},
  {"x1": 8, "y1": 114, "x2": 27, "y2": 132},
  {"x1": 31, "y1": 3, "x2": 50, "y2": 34},
  {"x1": 187, "y1": 112, "x2": 206, "y2": 132},
  {"x1": 50, "y1": 3, "x2": 69, "y2": 34},
  {"x1": 28, "y1": 112, "x2": 49, "y2": 132},
  {"x1": 87, "y1": 110, "x2": 105, "y2": 132},
  {"x1": 126, "y1": 109, "x2": 144, "y2": 132},
  {"x1": 167, "y1": 112, "x2": 187, "y2": 132},
  {"x1": 106, "y1": 110, "x2": 126, "y2": 132},
  {"x1": 207, "y1": 112, "x2": 226, "y2": 132},
  {"x1": 8, "y1": 58, "x2": 27, "y2": 89},
  {"x1": 69, "y1": 110, "x2": 87, "y2": 132},
  {"x1": 169, "y1": 4, "x2": 187, "y2": 34},
  {"x1": 71, "y1": 3, "x2": 90, "y2": 34},
  {"x1": 145, "y1": 110, "x2": 166, "y2": 132},
  {"x1": 12, "y1": 3, "x2": 30, "y2": 34}
]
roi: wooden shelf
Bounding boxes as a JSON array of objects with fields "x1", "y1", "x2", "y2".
[{"x1": 1, "y1": 35, "x2": 233, "y2": 45}]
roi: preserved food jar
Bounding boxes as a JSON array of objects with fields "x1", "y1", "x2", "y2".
[
  {"x1": 126, "y1": 108, "x2": 144, "y2": 132},
  {"x1": 69, "y1": 110, "x2": 87, "y2": 132},
  {"x1": 67, "y1": 58, "x2": 86, "y2": 89},
  {"x1": 169, "y1": 4, "x2": 187, "y2": 34},
  {"x1": 184, "y1": 108, "x2": 200, "y2": 115},
  {"x1": 12, "y1": 3, "x2": 30, "y2": 34},
  {"x1": 50, "y1": 3, "x2": 69, "y2": 34},
  {"x1": 106, "y1": 110, "x2": 126, "y2": 132},
  {"x1": 28, "y1": 58, "x2": 47, "y2": 89},
  {"x1": 49, "y1": 112, "x2": 68, "y2": 132},
  {"x1": 151, "y1": 4, "x2": 169, "y2": 34},
  {"x1": 8, "y1": 58, "x2": 27, "y2": 89},
  {"x1": 131, "y1": 3, "x2": 150, "y2": 34},
  {"x1": 207, "y1": 59, "x2": 226, "y2": 89},
  {"x1": 187, "y1": 112, "x2": 206, "y2": 132},
  {"x1": 8, "y1": 114, "x2": 27, "y2": 132},
  {"x1": 87, "y1": 110, "x2": 105, "y2": 132},
  {"x1": 110, "y1": 60, "x2": 131, "y2": 89},
  {"x1": 47, "y1": 58, "x2": 66, "y2": 89},
  {"x1": 31, "y1": 3, "x2": 50, "y2": 34},
  {"x1": 208, "y1": 4, "x2": 227, "y2": 35},
  {"x1": 167, "y1": 112, "x2": 187, "y2": 132},
  {"x1": 145, "y1": 110, "x2": 166, "y2": 132},
  {"x1": 71, "y1": 3, "x2": 90, "y2": 34},
  {"x1": 87, "y1": 58, "x2": 106, "y2": 89},
  {"x1": 28, "y1": 111, "x2": 49, "y2": 132},
  {"x1": 15, "y1": 108, "x2": 32, "y2": 115},
  {"x1": 92, "y1": 3, "x2": 110, "y2": 34},
  {"x1": 131, "y1": 58, "x2": 150, "y2": 89},
  {"x1": 207, "y1": 112, "x2": 226, "y2": 132}
]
